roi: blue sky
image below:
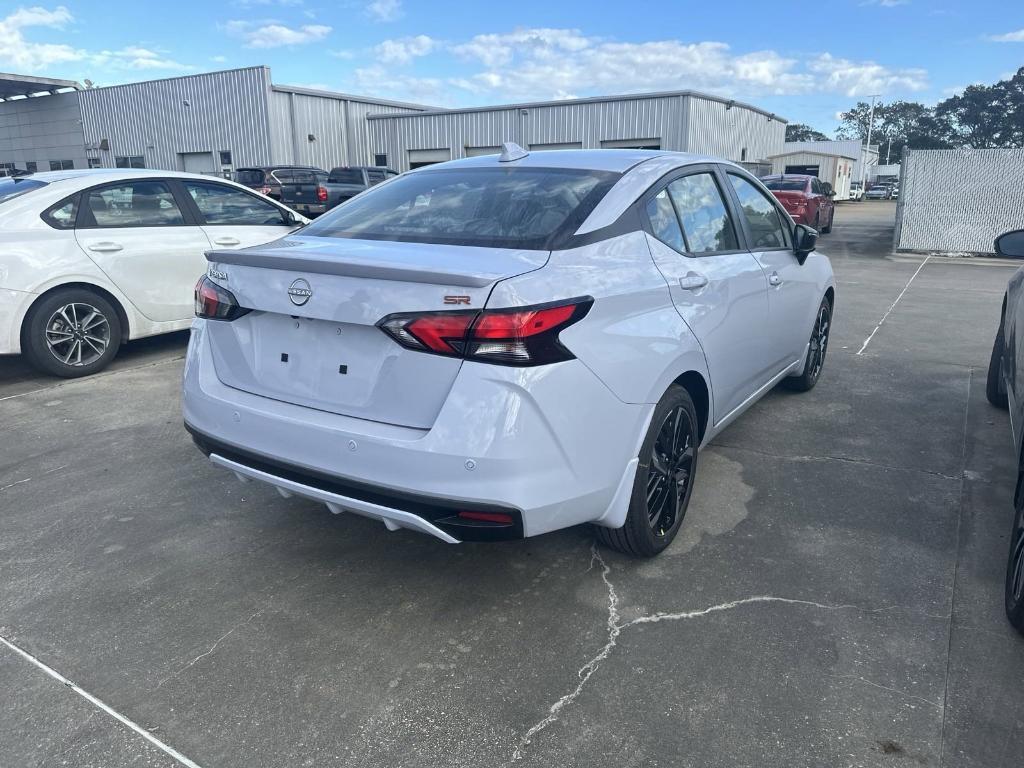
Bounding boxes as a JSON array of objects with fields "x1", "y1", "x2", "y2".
[{"x1": 2, "y1": 1, "x2": 1022, "y2": 132}]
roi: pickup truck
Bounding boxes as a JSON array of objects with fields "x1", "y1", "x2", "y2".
[{"x1": 279, "y1": 166, "x2": 399, "y2": 217}]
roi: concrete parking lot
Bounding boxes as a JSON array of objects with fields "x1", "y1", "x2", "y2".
[{"x1": 2, "y1": 200, "x2": 1023, "y2": 767}]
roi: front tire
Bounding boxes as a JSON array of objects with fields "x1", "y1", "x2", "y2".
[
  {"x1": 987, "y1": 320, "x2": 1009, "y2": 408},
  {"x1": 595, "y1": 385, "x2": 699, "y2": 557},
  {"x1": 1005, "y1": 491, "x2": 1024, "y2": 634},
  {"x1": 784, "y1": 296, "x2": 832, "y2": 392},
  {"x1": 22, "y1": 288, "x2": 122, "y2": 378}
]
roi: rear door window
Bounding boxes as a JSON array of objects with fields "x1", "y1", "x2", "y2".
[
  {"x1": 303, "y1": 167, "x2": 618, "y2": 249},
  {"x1": 184, "y1": 181, "x2": 288, "y2": 225},
  {"x1": 666, "y1": 173, "x2": 738, "y2": 254},
  {"x1": 728, "y1": 174, "x2": 792, "y2": 250},
  {"x1": 645, "y1": 189, "x2": 686, "y2": 252},
  {"x1": 83, "y1": 181, "x2": 185, "y2": 227}
]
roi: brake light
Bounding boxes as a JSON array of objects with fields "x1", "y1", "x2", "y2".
[
  {"x1": 195, "y1": 275, "x2": 250, "y2": 321},
  {"x1": 316, "y1": 186, "x2": 328, "y2": 202},
  {"x1": 259, "y1": 186, "x2": 272, "y2": 196},
  {"x1": 378, "y1": 298, "x2": 592, "y2": 366}
]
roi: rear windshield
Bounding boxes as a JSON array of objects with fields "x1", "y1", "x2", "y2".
[
  {"x1": 328, "y1": 169, "x2": 364, "y2": 184},
  {"x1": 0, "y1": 177, "x2": 47, "y2": 204},
  {"x1": 288, "y1": 170, "x2": 328, "y2": 185},
  {"x1": 762, "y1": 179, "x2": 807, "y2": 191},
  {"x1": 234, "y1": 169, "x2": 265, "y2": 186},
  {"x1": 302, "y1": 167, "x2": 619, "y2": 249}
]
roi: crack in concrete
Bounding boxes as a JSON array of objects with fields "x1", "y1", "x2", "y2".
[
  {"x1": 829, "y1": 674, "x2": 943, "y2": 710},
  {"x1": 154, "y1": 610, "x2": 262, "y2": 691},
  {"x1": 513, "y1": 543, "x2": 901, "y2": 760},
  {"x1": 711, "y1": 442, "x2": 963, "y2": 482}
]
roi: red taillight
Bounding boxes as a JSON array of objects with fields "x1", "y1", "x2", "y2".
[
  {"x1": 195, "y1": 275, "x2": 250, "y2": 321},
  {"x1": 258, "y1": 186, "x2": 272, "y2": 196},
  {"x1": 378, "y1": 298, "x2": 592, "y2": 366},
  {"x1": 316, "y1": 186, "x2": 328, "y2": 202}
]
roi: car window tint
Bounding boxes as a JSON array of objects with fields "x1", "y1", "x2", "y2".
[
  {"x1": 666, "y1": 173, "x2": 737, "y2": 253},
  {"x1": 87, "y1": 181, "x2": 185, "y2": 227},
  {"x1": 366, "y1": 169, "x2": 386, "y2": 185},
  {"x1": 234, "y1": 169, "x2": 264, "y2": 186},
  {"x1": 303, "y1": 167, "x2": 617, "y2": 250},
  {"x1": 728, "y1": 174, "x2": 790, "y2": 250},
  {"x1": 272, "y1": 170, "x2": 294, "y2": 184},
  {"x1": 329, "y1": 169, "x2": 364, "y2": 185},
  {"x1": 185, "y1": 181, "x2": 287, "y2": 225},
  {"x1": 0, "y1": 177, "x2": 47, "y2": 204},
  {"x1": 763, "y1": 179, "x2": 806, "y2": 191},
  {"x1": 645, "y1": 190, "x2": 686, "y2": 252}
]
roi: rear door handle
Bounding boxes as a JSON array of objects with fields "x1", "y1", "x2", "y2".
[
  {"x1": 678, "y1": 273, "x2": 708, "y2": 291},
  {"x1": 213, "y1": 237, "x2": 241, "y2": 246},
  {"x1": 87, "y1": 242, "x2": 122, "y2": 253},
  {"x1": 769, "y1": 271, "x2": 783, "y2": 287}
]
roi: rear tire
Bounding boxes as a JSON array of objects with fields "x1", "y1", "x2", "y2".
[
  {"x1": 22, "y1": 288, "x2": 122, "y2": 378},
  {"x1": 987, "y1": 320, "x2": 1009, "y2": 409},
  {"x1": 595, "y1": 385, "x2": 698, "y2": 558},
  {"x1": 821, "y1": 210, "x2": 834, "y2": 234},
  {"x1": 784, "y1": 296, "x2": 832, "y2": 392},
  {"x1": 1005, "y1": 491, "x2": 1024, "y2": 635}
]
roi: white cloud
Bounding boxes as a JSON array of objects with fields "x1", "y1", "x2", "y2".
[
  {"x1": 329, "y1": 49, "x2": 357, "y2": 59},
  {"x1": 809, "y1": 53, "x2": 927, "y2": 97},
  {"x1": 211, "y1": 55, "x2": 228, "y2": 63},
  {"x1": 862, "y1": 0, "x2": 909, "y2": 6},
  {"x1": 225, "y1": 20, "x2": 330, "y2": 48},
  {"x1": 0, "y1": 5, "x2": 84, "y2": 71},
  {"x1": 354, "y1": 27, "x2": 930, "y2": 107},
  {"x1": 0, "y1": 6, "x2": 194, "y2": 76},
  {"x1": 366, "y1": 0, "x2": 402, "y2": 22},
  {"x1": 990, "y1": 28, "x2": 1024, "y2": 42},
  {"x1": 375, "y1": 35, "x2": 436, "y2": 64}
]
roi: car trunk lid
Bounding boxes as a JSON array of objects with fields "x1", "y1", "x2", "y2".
[{"x1": 204, "y1": 236, "x2": 548, "y2": 429}]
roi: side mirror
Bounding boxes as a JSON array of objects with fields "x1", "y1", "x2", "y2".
[
  {"x1": 995, "y1": 229, "x2": 1024, "y2": 259},
  {"x1": 793, "y1": 223, "x2": 818, "y2": 264}
]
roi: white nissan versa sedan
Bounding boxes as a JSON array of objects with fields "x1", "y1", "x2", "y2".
[
  {"x1": 0, "y1": 169, "x2": 305, "y2": 377},
  {"x1": 183, "y1": 145, "x2": 835, "y2": 556}
]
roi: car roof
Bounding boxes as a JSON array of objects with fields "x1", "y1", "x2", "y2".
[{"x1": 417, "y1": 148, "x2": 726, "y2": 174}]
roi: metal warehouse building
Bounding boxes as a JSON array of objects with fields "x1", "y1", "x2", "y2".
[
  {"x1": 1, "y1": 67, "x2": 785, "y2": 177},
  {"x1": 366, "y1": 91, "x2": 786, "y2": 172}
]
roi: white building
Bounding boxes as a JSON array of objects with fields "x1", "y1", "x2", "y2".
[
  {"x1": 782, "y1": 139, "x2": 879, "y2": 184},
  {"x1": 767, "y1": 150, "x2": 857, "y2": 200}
]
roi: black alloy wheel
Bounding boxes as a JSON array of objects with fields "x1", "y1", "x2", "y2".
[
  {"x1": 646, "y1": 405, "x2": 695, "y2": 538},
  {"x1": 784, "y1": 296, "x2": 831, "y2": 392},
  {"x1": 1006, "y1": 492, "x2": 1024, "y2": 634}
]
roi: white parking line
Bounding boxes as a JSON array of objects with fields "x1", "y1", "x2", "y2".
[
  {"x1": 856, "y1": 256, "x2": 930, "y2": 356},
  {"x1": 0, "y1": 634, "x2": 204, "y2": 768}
]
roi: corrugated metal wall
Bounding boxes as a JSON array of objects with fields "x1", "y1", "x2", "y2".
[
  {"x1": 79, "y1": 67, "x2": 274, "y2": 171},
  {"x1": 0, "y1": 91, "x2": 85, "y2": 170},
  {"x1": 368, "y1": 93, "x2": 784, "y2": 172},
  {"x1": 783, "y1": 139, "x2": 878, "y2": 181},
  {"x1": 895, "y1": 148, "x2": 1024, "y2": 253},
  {"x1": 268, "y1": 88, "x2": 422, "y2": 168},
  {"x1": 685, "y1": 95, "x2": 785, "y2": 164}
]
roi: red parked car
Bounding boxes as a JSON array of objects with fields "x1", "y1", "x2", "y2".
[{"x1": 761, "y1": 174, "x2": 835, "y2": 234}]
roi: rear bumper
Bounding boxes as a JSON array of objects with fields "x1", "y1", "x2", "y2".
[
  {"x1": 292, "y1": 203, "x2": 327, "y2": 216},
  {"x1": 182, "y1": 319, "x2": 651, "y2": 542}
]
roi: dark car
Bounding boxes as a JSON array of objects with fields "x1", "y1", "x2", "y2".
[
  {"x1": 279, "y1": 165, "x2": 398, "y2": 217},
  {"x1": 234, "y1": 165, "x2": 325, "y2": 201},
  {"x1": 984, "y1": 228, "x2": 1024, "y2": 635},
  {"x1": 761, "y1": 174, "x2": 835, "y2": 234}
]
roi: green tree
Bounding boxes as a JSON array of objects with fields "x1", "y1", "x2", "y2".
[
  {"x1": 785, "y1": 123, "x2": 830, "y2": 142},
  {"x1": 935, "y1": 67, "x2": 1024, "y2": 148}
]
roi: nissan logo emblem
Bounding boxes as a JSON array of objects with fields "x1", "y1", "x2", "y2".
[{"x1": 288, "y1": 278, "x2": 312, "y2": 306}]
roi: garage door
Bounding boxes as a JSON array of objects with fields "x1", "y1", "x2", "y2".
[
  {"x1": 408, "y1": 148, "x2": 451, "y2": 169},
  {"x1": 180, "y1": 152, "x2": 216, "y2": 175},
  {"x1": 784, "y1": 164, "x2": 820, "y2": 177},
  {"x1": 530, "y1": 142, "x2": 583, "y2": 151},
  {"x1": 600, "y1": 138, "x2": 661, "y2": 150},
  {"x1": 465, "y1": 146, "x2": 501, "y2": 157}
]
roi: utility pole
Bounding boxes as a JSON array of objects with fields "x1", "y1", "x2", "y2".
[{"x1": 862, "y1": 94, "x2": 880, "y2": 188}]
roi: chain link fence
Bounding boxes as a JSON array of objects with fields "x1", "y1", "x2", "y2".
[{"x1": 895, "y1": 148, "x2": 1024, "y2": 254}]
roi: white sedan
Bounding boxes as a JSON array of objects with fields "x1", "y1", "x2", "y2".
[
  {"x1": 184, "y1": 145, "x2": 835, "y2": 556},
  {"x1": 0, "y1": 169, "x2": 306, "y2": 377}
]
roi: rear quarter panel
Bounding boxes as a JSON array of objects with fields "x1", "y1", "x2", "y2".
[{"x1": 486, "y1": 231, "x2": 712, "y2": 409}]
